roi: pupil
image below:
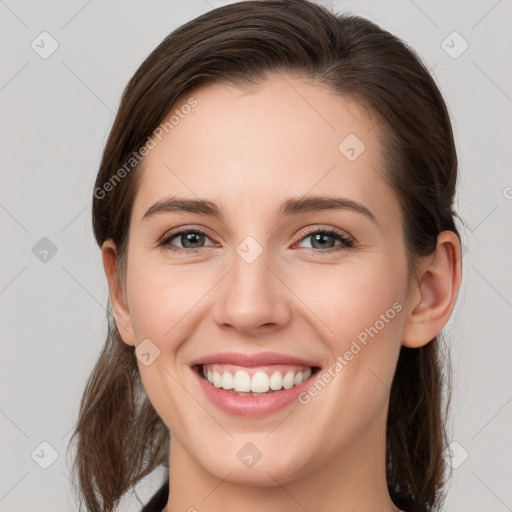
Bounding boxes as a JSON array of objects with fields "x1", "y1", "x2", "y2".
[
  {"x1": 312, "y1": 233, "x2": 334, "y2": 249},
  {"x1": 183, "y1": 232, "x2": 203, "y2": 248}
]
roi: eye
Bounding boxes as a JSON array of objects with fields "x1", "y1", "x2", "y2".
[
  {"x1": 158, "y1": 226, "x2": 355, "y2": 255},
  {"x1": 158, "y1": 227, "x2": 216, "y2": 254},
  {"x1": 294, "y1": 227, "x2": 355, "y2": 253}
]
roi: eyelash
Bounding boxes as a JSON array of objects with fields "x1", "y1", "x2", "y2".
[{"x1": 158, "y1": 226, "x2": 355, "y2": 256}]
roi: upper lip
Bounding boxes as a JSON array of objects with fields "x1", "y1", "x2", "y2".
[{"x1": 190, "y1": 351, "x2": 320, "y2": 368}]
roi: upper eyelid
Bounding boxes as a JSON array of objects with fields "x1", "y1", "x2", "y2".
[
  {"x1": 161, "y1": 225, "x2": 217, "y2": 243},
  {"x1": 299, "y1": 225, "x2": 353, "y2": 240}
]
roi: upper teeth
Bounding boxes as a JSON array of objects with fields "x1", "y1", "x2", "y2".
[{"x1": 203, "y1": 366, "x2": 312, "y2": 393}]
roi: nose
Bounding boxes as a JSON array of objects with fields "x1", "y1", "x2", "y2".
[{"x1": 213, "y1": 246, "x2": 292, "y2": 336}]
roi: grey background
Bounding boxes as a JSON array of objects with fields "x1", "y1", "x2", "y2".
[{"x1": 1, "y1": 1, "x2": 511, "y2": 511}]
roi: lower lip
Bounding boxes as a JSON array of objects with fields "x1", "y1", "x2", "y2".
[{"x1": 192, "y1": 366, "x2": 317, "y2": 416}]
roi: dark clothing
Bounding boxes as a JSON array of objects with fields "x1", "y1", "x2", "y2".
[
  {"x1": 389, "y1": 488, "x2": 428, "y2": 512},
  {"x1": 140, "y1": 478, "x2": 168, "y2": 512},
  {"x1": 140, "y1": 477, "x2": 427, "y2": 512}
]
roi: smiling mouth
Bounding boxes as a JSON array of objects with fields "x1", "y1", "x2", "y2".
[{"x1": 193, "y1": 364, "x2": 321, "y2": 396}]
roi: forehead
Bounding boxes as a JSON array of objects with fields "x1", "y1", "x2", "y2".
[{"x1": 132, "y1": 76, "x2": 399, "y2": 228}]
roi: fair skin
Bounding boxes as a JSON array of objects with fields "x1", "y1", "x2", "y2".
[{"x1": 102, "y1": 76, "x2": 461, "y2": 512}]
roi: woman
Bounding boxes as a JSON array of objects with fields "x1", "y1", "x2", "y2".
[{"x1": 68, "y1": 1, "x2": 462, "y2": 511}]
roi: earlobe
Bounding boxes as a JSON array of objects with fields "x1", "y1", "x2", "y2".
[
  {"x1": 402, "y1": 231, "x2": 462, "y2": 348},
  {"x1": 101, "y1": 239, "x2": 136, "y2": 346}
]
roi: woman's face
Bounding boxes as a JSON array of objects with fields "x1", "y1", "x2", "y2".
[{"x1": 116, "y1": 76, "x2": 413, "y2": 485}]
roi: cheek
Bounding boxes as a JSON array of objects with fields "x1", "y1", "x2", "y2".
[
  {"x1": 289, "y1": 255, "x2": 407, "y2": 401},
  {"x1": 293, "y1": 258, "x2": 405, "y2": 343},
  {"x1": 125, "y1": 251, "x2": 208, "y2": 341}
]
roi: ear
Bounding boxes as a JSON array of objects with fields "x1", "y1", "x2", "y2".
[
  {"x1": 102, "y1": 239, "x2": 136, "y2": 347},
  {"x1": 402, "y1": 231, "x2": 462, "y2": 348}
]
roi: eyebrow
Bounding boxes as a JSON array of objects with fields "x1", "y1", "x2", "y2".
[{"x1": 142, "y1": 195, "x2": 377, "y2": 225}]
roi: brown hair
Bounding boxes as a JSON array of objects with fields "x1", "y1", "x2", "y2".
[{"x1": 68, "y1": 1, "x2": 460, "y2": 510}]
